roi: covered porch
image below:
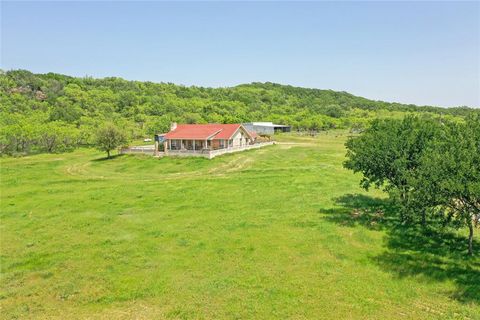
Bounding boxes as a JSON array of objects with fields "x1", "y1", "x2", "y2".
[{"x1": 166, "y1": 139, "x2": 232, "y2": 151}]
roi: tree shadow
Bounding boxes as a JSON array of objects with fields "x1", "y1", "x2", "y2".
[
  {"x1": 321, "y1": 193, "x2": 398, "y2": 231},
  {"x1": 320, "y1": 193, "x2": 480, "y2": 304},
  {"x1": 375, "y1": 226, "x2": 480, "y2": 304},
  {"x1": 91, "y1": 154, "x2": 125, "y2": 162}
]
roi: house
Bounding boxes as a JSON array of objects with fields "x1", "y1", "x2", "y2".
[
  {"x1": 243, "y1": 122, "x2": 291, "y2": 135},
  {"x1": 157, "y1": 123, "x2": 273, "y2": 159}
]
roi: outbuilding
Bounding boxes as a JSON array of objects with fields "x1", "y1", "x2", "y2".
[{"x1": 243, "y1": 122, "x2": 291, "y2": 135}]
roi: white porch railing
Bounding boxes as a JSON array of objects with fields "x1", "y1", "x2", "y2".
[
  {"x1": 120, "y1": 146, "x2": 155, "y2": 155},
  {"x1": 166, "y1": 141, "x2": 275, "y2": 159},
  {"x1": 120, "y1": 142, "x2": 275, "y2": 159}
]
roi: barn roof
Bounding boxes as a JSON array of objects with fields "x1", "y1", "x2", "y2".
[
  {"x1": 244, "y1": 122, "x2": 290, "y2": 128},
  {"x1": 164, "y1": 124, "x2": 252, "y2": 140}
]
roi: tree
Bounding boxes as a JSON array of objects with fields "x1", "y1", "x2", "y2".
[
  {"x1": 2, "y1": 70, "x2": 479, "y2": 157},
  {"x1": 345, "y1": 115, "x2": 479, "y2": 254},
  {"x1": 49, "y1": 98, "x2": 83, "y2": 122},
  {"x1": 1, "y1": 121, "x2": 38, "y2": 154},
  {"x1": 38, "y1": 122, "x2": 79, "y2": 153},
  {"x1": 344, "y1": 116, "x2": 441, "y2": 222},
  {"x1": 410, "y1": 116, "x2": 480, "y2": 255},
  {"x1": 322, "y1": 104, "x2": 344, "y2": 118},
  {"x1": 145, "y1": 116, "x2": 171, "y2": 135},
  {"x1": 94, "y1": 123, "x2": 127, "y2": 158}
]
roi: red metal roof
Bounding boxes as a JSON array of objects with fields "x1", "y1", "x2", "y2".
[{"x1": 164, "y1": 124, "x2": 251, "y2": 140}]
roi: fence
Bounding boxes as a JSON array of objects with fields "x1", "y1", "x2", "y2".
[
  {"x1": 120, "y1": 146, "x2": 155, "y2": 155},
  {"x1": 121, "y1": 142, "x2": 275, "y2": 159}
]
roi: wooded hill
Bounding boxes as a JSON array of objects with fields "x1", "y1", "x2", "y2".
[{"x1": 1, "y1": 69, "x2": 478, "y2": 154}]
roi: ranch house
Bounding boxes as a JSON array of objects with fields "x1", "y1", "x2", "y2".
[{"x1": 157, "y1": 123, "x2": 273, "y2": 159}]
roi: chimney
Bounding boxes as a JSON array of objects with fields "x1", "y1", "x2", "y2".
[{"x1": 170, "y1": 122, "x2": 177, "y2": 131}]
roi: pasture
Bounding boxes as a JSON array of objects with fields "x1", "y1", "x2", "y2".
[{"x1": 1, "y1": 133, "x2": 479, "y2": 319}]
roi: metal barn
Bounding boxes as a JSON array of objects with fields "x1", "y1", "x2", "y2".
[{"x1": 243, "y1": 122, "x2": 291, "y2": 135}]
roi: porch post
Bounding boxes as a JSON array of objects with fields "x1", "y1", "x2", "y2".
[{"x1": 193, "y1": 140, "x2": 196, "y2": 151}]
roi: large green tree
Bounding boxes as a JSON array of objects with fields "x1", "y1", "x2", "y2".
[
  {"x1": 344, "y1": 116, "x2": 441, "y2": 222},
  {"x1": 345, "y1": 115, "x2": 479, "y2": 254},
  {"x1": 411, "y1": 116, "x2": 480, "y2": 255}
]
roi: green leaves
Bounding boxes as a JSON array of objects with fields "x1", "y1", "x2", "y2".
[
  {"x1": 2, "y1": 69, "x2": 479, "y2": 157},
  {"x1": 345, "y1": 115, "x2": 480, "y2": 254},
  {"x1": 94, "y1": 123, "x2": 128, "y2": 158},
  {"x1": 345, "y1": 116, "x2": 439, "y2": 194}
]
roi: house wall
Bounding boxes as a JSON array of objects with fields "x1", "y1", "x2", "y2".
[
  {"x1": 231, "y1": 128, "x2": 250, "y2": 147},
  {"x1": 212, "y1": 140, "x2": 228, "y2": 150}
]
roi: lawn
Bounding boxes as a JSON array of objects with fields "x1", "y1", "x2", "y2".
[{"x1": 1, "y1": 132, "x2": 479, "y2": 319}]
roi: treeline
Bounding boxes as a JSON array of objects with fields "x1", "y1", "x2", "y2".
[
  {"x1": 345, "y1": 116, "x2": 480, "y2": 255},
  {"x1": 1, "y1": 69, "x2": 478, "y2": 155}
]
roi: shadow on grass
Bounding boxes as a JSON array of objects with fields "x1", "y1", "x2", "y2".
[
  {"x1": 320, "y1": 193, "x2": 480, "y2": 304},
  {"x1": 321, "y1": 194, "x2": 398, "y2": 231},
  {"x1": 91, "y1": 154, "x2": 125, "y2": 162}
]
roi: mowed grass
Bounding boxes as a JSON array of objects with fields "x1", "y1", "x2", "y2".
[{"x1": 1, "y1": 132, "x2": 479, "y2": 319}]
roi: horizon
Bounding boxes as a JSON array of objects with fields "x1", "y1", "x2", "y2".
[{"x1": 1, "y1": 1, "x2": 479, "y2": 108}]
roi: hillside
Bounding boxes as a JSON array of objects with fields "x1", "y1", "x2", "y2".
[{"x1": 1, "y1": 69, "x2": 478, "y2": 155}]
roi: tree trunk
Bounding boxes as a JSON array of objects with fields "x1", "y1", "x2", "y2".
[
  {"x1": 399, "y1": 189, "x2": 409, "y2": 224},
  {"x1": 399, "y1": 191, "x2": 406, "y2": 222},
  {"x1": 107, "y1": 150, "x2": 111, "y2": 158},
  {"x1": 468, "y1": 220, "x2": 474, "y2": 256}
]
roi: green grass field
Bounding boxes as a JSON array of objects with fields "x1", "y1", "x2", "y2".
[{"x1": 1, "y1": 133, "x2": 479, "y2": 319}]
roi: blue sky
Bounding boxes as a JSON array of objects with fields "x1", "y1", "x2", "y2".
[{"x1": 1, "y1": 1, "x2": 479, "y2": 107}]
